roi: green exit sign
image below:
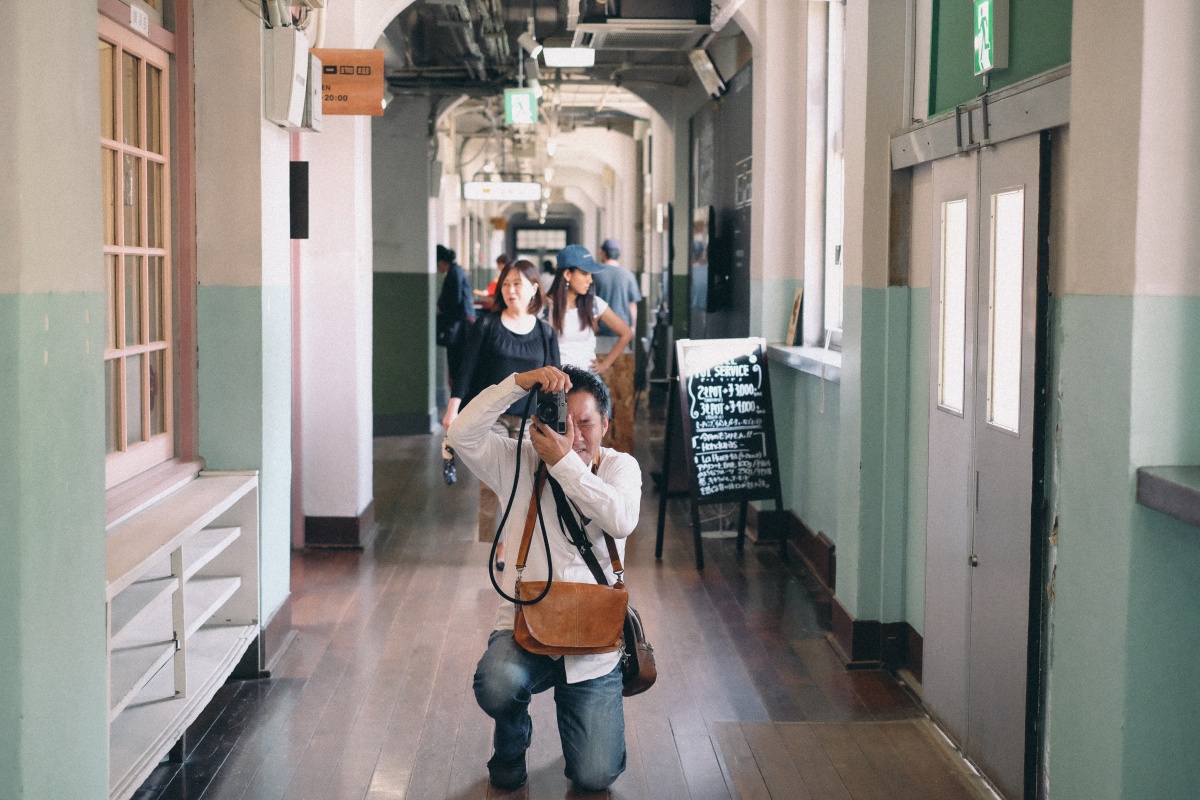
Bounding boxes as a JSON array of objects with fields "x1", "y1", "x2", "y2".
[
  {"x1": 973, "y1": 0, "x2": 1008, "y2": 76},
  {"x1": 504, "y1": 88, "x2": 538, "y2": 126}
]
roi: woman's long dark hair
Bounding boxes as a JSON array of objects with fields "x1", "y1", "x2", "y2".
[
  {"x1": 494, "y1": 259, "x2": 545, "y2": 316},
  {"x1": 548, "y1": 268, "x2": 595, "y2": 335}
]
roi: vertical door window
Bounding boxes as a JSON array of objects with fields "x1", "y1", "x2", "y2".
[
  {"x1": 101, "y1": 19, "x2": 173, "y2": 487},
  {"x1": 987, "y1": 189, "x2": 1025, "y2": 433},
  {"x1": 939, "y1": 199, "x2": 968, "y2": 413}
]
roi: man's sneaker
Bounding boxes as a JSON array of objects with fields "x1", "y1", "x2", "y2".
[{"x1": 486, "y1": 752, "x2": 527, "y2": 791}]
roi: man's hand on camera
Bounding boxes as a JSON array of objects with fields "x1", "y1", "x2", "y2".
[
  {"x1": 530, "y1": 413, "x2": 575, "y2": 466},
  {"x1": 515, "y1": 366, "x2": 572, "y2": 394}
]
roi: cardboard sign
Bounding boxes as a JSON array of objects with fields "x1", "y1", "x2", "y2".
[{"x1": 310, "y1": 49, "x2": 385, "y2": 116}]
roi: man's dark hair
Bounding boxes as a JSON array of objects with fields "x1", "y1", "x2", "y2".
[{"x1": 562, "y1": 365, "x2": 611, "y2": 421}]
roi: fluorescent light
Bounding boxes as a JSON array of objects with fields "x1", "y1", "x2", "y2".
[
  {"x1": 542, "y1": 47, "x2": 595, "y2": 68},
  {"x1": 463, "y1": 181, "x2": 543, "y2": 202}
]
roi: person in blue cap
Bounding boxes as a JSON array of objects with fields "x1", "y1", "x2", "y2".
[
  {"x1": 546, "y1": 245, "x2": 633, "y2": 376},
  {"x1": 591, "y1": 238, "x2": 642, "y2": 338}
]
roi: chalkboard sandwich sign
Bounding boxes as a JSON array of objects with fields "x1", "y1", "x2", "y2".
[{"x1": 655, "y1": 337, "x2": 785, "y2": 569}]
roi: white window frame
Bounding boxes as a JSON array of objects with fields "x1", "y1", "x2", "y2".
[{"x1": 802, "y1": 0, "x2": 845, "y2": 351}]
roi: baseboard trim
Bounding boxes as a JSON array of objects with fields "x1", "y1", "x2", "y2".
[
  {"x1": 305, "y1": 500, "x2": 377, "y2": 549},
  {"x1": 261, "y1": 594, "x2": 295, "y2": 673},
  {"x1": 374, "y1": 411, "x2": 434, "y2": 436},
  {"x1": 760, "y1": 508, "x2": 835, "y2": 593},
  {"x1": 828, "y1": 597, "x2": 923, "y2": 674}
]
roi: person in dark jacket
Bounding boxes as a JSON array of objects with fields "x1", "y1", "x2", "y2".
[
  {"x1": 436, "y1": 244, "x2": 475, "y2": 388},
  {"x1": 444, "y1": 259, "x2": 560, "y2": 561}
]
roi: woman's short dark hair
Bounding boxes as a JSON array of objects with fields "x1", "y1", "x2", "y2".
[
  {"x1": 562, "y1": 365, "x2": 611, "y2": 421},
  {"x1": 493, "y1": 259, "x2": 545, "y2": 316}
]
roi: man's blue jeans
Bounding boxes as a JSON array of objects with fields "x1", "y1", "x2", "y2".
[{"x1": 473, "y1": 630, "x2": 626, "y2": 791}]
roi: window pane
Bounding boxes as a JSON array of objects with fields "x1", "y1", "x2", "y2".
[
  {"x1": 147, "y1": 161, "x2": 163, "y2": 248},
  {"x1": 122, "y1": 52, "x2": 141, "y2": 147},
  {"x1": 149, "y1": 349, "x2": 166, "y2": 436},
  {"x1": 147, "y1": 66, "x2": 163, "y2": 154},
  {"x1": 106, "y1": 255, "x2": 119, "y2": 349},
  {"x1": 126, "y1": 353, "x2": 144, "y2": 446},
  {"x1": 102, "y1": 149, "x2": 118, "y2": 246},
  {"x1": 988, "y1": 189, "x2": 1025, "y2": 432},
  {"x1": 939, "y1": 199, "x2": 968, "y2": 413},
  {"x1": 124, "y1": 256, "x2": 143, "y2": 346},
  {"x1": 106, "y1": 359, "x2": 120, "y2": 454},
  {"x1": 148, "y1": 256, "x2": 164, "y2": 342},
  {"x1": 99, "y1": 40, "x2": 115, "y2": 140},
  {"x1": 123, "y1": 154, "x2": 142, "y2": 246}
]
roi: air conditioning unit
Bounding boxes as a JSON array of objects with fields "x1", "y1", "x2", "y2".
[
  {"x1": 569, "y1": 0, "x2": 712, "y2": 51},
  {"x1": 264, "y1": 27, "x2": 309, "y2": 128},
  {"x1": 285, "y1": 53, "x2": 323, "y2": 133}
]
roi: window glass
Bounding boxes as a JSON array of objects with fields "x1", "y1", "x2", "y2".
[
  {"x1": 103, "y1": 149, "x2": 118, "y2": 246},
  {"x1": 121, "y1": 52, "x2": 140, "y2": 148},
  {"x1": 99, "y1": 40, "x2": 115, "y2": 140},
  {"x1": 988, "y1": 189, "x2": 1025, "y2": 432},
  {"x1": 148, "y1": 256, "x2": 164, "y2": 342},
  {"x1": 123, "y1": 154, "x2": 142, "y2": 247},
  {"x1": 148, "y1": 161, "x2": 163, "y2": 248},
  {"x1": 106, "y1": 360, "x2": 119, "y2": 454},
  {"x1": 147, "y1": 65, "x2": 162, "y2": 154},
  {"x1": 150, "y1": 349, "x2": 166, "y2": 437},
  {"x1": 939, "y1": 199, "x2": 968, "y2": 413},
  {"x1": 126, "y1": 353, "x2": 144, "y2": 446},
  {"x1": 106, "y1": 254, "x2": 119, "y2": 350},
  {"x1": 125, "y1": 255, "x2": 143, "y2": 346}
]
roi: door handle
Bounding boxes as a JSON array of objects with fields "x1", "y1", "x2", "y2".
[{"x1": 969, "y1": 554, "x2": 979, "y2": 568}]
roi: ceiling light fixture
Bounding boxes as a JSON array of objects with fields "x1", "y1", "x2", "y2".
[{"x1": 542, "y1": 47, "x2": 596, "y2": 68}]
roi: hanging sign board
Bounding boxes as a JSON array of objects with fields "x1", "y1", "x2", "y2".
[
  {"x1": 310, "y1": 48, "x2": 385, "y2": 116},
  {"x1": 973, "y1": 0, "x2": 1008, "y2": 76},
  {"x1": 675, "y1": 337, "x2": 783, "y2": 503},
  {"x1": 504, "y1": 88, "x2": 539, "y2": 125},
  {"x1": 463, "y1": 181, "x2": 543, "y2": 201}
]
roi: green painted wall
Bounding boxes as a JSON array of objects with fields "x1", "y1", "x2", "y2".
[
  {"x1": 930, "y1": 0, "x2": 1072, "y2": 117},
  {"x1": 770, "y1": 364, "x2": 841, "y2": 542},
  {"x1": 1120, "y1": 295, "x2": 1200, "y2": 798},
  {"x1": 1040, "y1": 293, "x2": 1200, "y2": 798},
  {"x1": 835, "y1": 286, "x2": 913, "y2": 623},
  {"x1": 197, "y1": 285, "x2": 291, "y2": 625},
  {"x1": 0, "y1": 292, "x2": 108, "y2": 798},
  {"x1": 373, "y1": 272, "x2": 435, "y2": 421}
]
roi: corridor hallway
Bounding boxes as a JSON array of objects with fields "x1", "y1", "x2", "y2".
[{"x1": 131, "y1": 427, "x2": 995, "y2": 800}]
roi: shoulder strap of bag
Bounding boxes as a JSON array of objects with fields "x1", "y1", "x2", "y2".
[
  {"x1": 515, "y1": 464, "x2": 550, "y2": 571},
  {"x1": 545, "y1": 461, "x2": 623, "y2": 587}
]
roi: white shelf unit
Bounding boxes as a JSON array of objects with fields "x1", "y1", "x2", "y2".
[{"x1": 105, "y1": 471, "x2": 260, "y2": 800}]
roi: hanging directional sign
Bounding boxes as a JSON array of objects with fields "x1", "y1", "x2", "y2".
[
  {"x1": 504, "y1": 88, "x2": 538, "y2": 126},
  {"x1": 973, "y1": 0, "x2": 1008, "y2": 76}
]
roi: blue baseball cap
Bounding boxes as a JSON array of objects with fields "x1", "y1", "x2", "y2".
[{"x1": 556, "y1": 244, "x2": 605, "y2": 273}]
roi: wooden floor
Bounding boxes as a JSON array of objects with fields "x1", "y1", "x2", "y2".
[
  {"x1": 715, "y1": 721, "x2": 994, "y2": 800},
  {"x1": 131, "y1": 417, "x2": 984, "y2": 800}
]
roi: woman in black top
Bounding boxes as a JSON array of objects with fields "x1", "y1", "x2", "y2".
[{"x1": 442, "y1": 259, "x2": 560, "y2": 560}]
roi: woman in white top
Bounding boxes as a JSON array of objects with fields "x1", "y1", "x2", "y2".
[{"x1": 547, "y1": 245, "x2": 633, "y2": 375}]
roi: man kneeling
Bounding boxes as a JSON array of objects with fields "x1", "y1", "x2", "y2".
[{"x1": 447, "y1": 365, "x2": 642, "y2": 792}]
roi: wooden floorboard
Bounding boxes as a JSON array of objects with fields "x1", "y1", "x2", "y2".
[{"x1": 127, "y1": 414, "x2": 986, "y2": 800}]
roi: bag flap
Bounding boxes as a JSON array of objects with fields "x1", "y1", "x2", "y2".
[{"x1": 517, "y1": 581, "x2": 627, "y2": 649}]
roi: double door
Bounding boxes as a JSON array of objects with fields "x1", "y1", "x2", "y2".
[{"x1": 923, "y1": 133, "x2": 1045, "y2": 799}]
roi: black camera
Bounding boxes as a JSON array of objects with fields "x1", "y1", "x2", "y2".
[{"x1": 536, "y1": 389, "x2": 568, "y2": 435}]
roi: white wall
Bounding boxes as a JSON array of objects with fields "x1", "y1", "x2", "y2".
[{"x1": 299, "y1": 4, "x2": 376, "y2": 520}]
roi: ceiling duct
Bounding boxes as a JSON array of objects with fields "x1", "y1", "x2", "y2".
[{"x1": 568, "y1": 0, "x2": 712, "y2": 51}]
